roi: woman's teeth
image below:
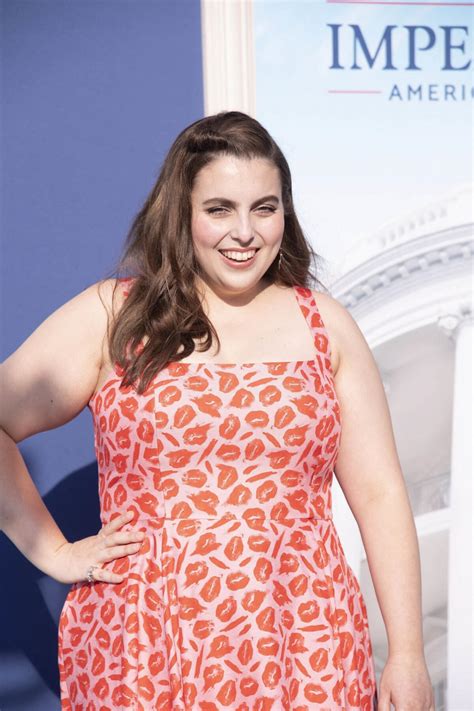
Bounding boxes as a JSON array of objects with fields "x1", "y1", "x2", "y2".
[{"x1": 219, "y1": 250, "x2": 258, "y2": 262}]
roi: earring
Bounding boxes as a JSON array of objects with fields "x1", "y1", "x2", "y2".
[{"x1": 277, "y1": 250, "x2": 282, "y2": 270}]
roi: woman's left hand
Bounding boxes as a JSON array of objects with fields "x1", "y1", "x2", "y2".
[{"x1": 377, "y1": 653, "x2": 435, "y2": 711}]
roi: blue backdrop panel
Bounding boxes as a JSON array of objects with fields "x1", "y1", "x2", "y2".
[{"x1": 0, "y1": 1, "x2": 204, "y2": 708}]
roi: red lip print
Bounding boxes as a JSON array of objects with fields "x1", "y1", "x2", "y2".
[
  {"x1": 257, "y1": 637, "x2": 279, "y2": 656},
  {"x1": 241, "y1": 590, "x2": 266, "y2": 613},
  {"x1": 316, "y1": 415, "x2": 335, "y2": 439},
  {"x1": 136, "y1": 492, "x2": 158, "y2": 516},
  {"x1": 304, "y1": 682, "x2": 329, "y2": 703},
  {"x1": 217, "y1": 465, "x2": 238, "y2": 489},
  {"x1": 203, "y1": 663, "x2": 224, "y2": 691},
  {"x1": 256, "y1": 606, "x2": 277, "y2": 633},
  {"x1": 184, "y1": 560, "x2": 208, "y2": 587},
  {"x1": 138, "y1": 675, "x2": 155, "y2": 702},
  {"x1": 183, "y1": 423, "x2": 212, "y2": 445},
  {"x1": 183, "y1": 375, "x2": 208, "y2": 391},
  {"x1": 225, "y1": 571, "x2": 250, "y2": 591},
  {"x1": 100, "y1": 599, "x2": 115, "y2": 625},
  {"x1": 141, "y1": 611, "x2": 162, "y2": 645},
  {"x1": 188, "y1": 490, "x2": 219, "y2": 515},
  {"x1": 261, "y1": 661, "x2": 281, "y2": 689},
  {"x1": 218, "y1": 371, "x2": 240, "y2": 392},
  {"x1": 259, "y1": 385, "x2": 281, "y2": 405},
  {"x1": 289, "y1": 573, "x2": 309, "y2": 597},
  {"x1": 92, "y1": 677, "x2": 109, "y2": 700},
  {"x1": 309, "y1": 646, "x2": 329, "y2": 672},
  {"x1": 245, "y1": 438, "x2": 265, "y2": 460},
  {"x1": 69, "y1": 627, "x2": 86, "y2": 647},
  {"x1": 215, "y1": 443, "x2": 241, "y2": 461},
  {"x1": 112, "y1": 683, "x2": 135, "y2": 707},
  {"x1": 256, "y1": 479, "x2": 277, "y2": 502},
  {"x1": 208, "y1": 634, "x2": 234, "y2": 658},
  {"x1": 223, "y1": 535, "x2": 243, "y2": 560},
  {"x1": 313, "y1": 540, "x2": 330, "y2": 569},
  {"x1": 193, "y1": 619, "x2": 214, "y2": 638},
  {"x1": 245, "y1": 410, "x2": 270, "y2": 427},
  {"x1": 79, "y1": 602, "x2": 96, "y2": 624},
  {"x1": 174, "y1": 404, "x2": 197, "y2": 427},
  {"x1": 288, "y1": 633, "x2": 308, "y2": 654},
  {"x1": 183, "y1": 469, "x2": 207, "y2": 489},
  {"x1": 158, "y1": 385, "x2": 181, "y2": 407},
  {"x1": 216, "y1": 679, "x2": 237, "y2": 706},
  {"x1": 229, "y1": 388, "x2": 255, "y2": 408},
  {"x1": 144, "y1": 588, "x2": 162, "y2": 612},
  {"x1": 137, "y1": 418, "x2": 154, "y2": 442},
  {"x1": 119, "y1": 397, "x2": 139, "y2": 421},
  {"x1": 242, "y1": 508, "x2": 266, "y2": 530},
  {"x1": 286, "y1": 489, "x2": 309, "y2": 512},
  {"x1": 298, "y1": 600, "x2": 321, "y2": 623},
  {"x1": 166, "y1": 449, "x2": 195, "y2": 468},
  {"x1": 282, "y1": 376, "x2": 305, "y2": 392},
  {"x1": 272, "y1": 581, "x2": 291, "y2": 606},
  {"x1": 312, "y1": 576, "x2": 335, "y2": 599},
  {"x1": 240, "y1": 676, "x2": 259, "y2": 696},
  {"x1": 226, "y1": 484, "x2": 252, "y2": 506},
  {"x1": 268, "y1": 451, "x2": 292, "y2": 468},
  {"x1": 115, "y1": 426, "x2": 131, "y2": 448},
  {"x1": 292, "y1": 394, "x2": 319, "y2": 417},
  {"x1": 254, "y1": 557, "x2": 272, "y2": 583},
  {"x1": 219, "y1": 413, "x2": 241, "y2": 438},
  {"x1": 248, "y1": 534, "x2": 270, "y2": 552},
  {"x1": 176, "y1": 518, "x2": 201, "y2": 537},
  {"x1": 148, "y1": 651, "x2": 165, "y2": 676},
  {"x1": 200, "y1": 575, "x2": 221, "y2": 603},
  {"x1": 192, "y1": 393, "x2": 222, "y2": 416},
  {"x1": 179, "y1": 597, "x2": 206, "y2": 620},
  {"x1": 215, "y1": 596, "x2": 237, "y2": 622}
]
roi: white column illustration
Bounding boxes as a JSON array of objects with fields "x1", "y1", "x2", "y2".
[{"x1": 439, "y1": 306, "x2": 473, "y2": 710}]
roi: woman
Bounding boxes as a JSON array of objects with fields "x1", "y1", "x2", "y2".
[{"x1": 1, "y1": 111, "x2": 434, "y2": 710}]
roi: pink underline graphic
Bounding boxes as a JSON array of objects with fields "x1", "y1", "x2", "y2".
[
  {"x1": 327, "y1": 1, "x2": 474, "y2": 5},
  {"x1": 328, "y1": 89, "x2": 383, "y2": 93}
]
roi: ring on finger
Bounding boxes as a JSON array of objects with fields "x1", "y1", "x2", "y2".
[{"x1": 86, "y1": 564, "x2": 99, "y2": 583}]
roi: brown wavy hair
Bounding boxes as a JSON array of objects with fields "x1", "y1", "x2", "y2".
[{"x1": 102, "y1": 110, "x2": 326, "y2": 394}]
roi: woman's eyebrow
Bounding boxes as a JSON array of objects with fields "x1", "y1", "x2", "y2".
[{"x1": 202, "y1": 194, "x2": 280, "y2": 208}]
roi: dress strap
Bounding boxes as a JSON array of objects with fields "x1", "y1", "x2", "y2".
[{"x1": 292, "y1": 285, "x2": 335, "y2": 377}]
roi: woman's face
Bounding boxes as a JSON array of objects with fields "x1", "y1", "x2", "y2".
[{"x1": 190, "y1": 155, "x2": 285, "y2": 300}]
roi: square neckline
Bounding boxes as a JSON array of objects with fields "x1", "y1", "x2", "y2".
[
  {"x1": 89, "y1": 283, "x2": 321, "y2": 405},
  {"x1": 166, "y1": 285, "x2": 317, "y2": 368}
]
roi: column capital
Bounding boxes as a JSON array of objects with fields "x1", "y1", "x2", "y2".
[{"x1": 437, "y1": 303, "x2": 473, "y2": 342}]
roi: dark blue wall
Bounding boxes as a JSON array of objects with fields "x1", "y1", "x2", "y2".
[{"x1": 0, "y1": 1, "x2": 204, "y2": 708}]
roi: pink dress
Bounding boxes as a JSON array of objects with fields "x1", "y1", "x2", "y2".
[{"x1": 58, "y1": 279, "x2": 378, "y2": 710}]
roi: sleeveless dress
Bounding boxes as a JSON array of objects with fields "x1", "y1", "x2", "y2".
[{"x1": 58, "y1": 279, "x2": 378, "y2": 711}]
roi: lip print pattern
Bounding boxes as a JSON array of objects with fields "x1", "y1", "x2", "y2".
[{"x1": 58, "y1": 280, "x2": 378, "y2": 710}]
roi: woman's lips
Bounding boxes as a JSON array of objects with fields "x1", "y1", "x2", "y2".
[{"x1": 218, "y1": 249, "x2": 259, "y2": 268}]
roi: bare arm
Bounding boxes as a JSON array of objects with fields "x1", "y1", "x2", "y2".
[
  {"x1": 0, "y1": 279, "x2": 143, "y2": 584},
  {"x1": 323, "y1": 295, "x2": 425, "y2": 657}
]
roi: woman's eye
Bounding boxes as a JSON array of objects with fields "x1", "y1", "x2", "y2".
[{"x1": 207, "y1": 205, "x2": 276, "y2": 215}]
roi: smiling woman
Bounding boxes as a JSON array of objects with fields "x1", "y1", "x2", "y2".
[
  {"x1": 1, "y1": 110, "x2": 435, "y2": 710},
  {"x1": 190, "y1": 155, "x2": 284, "y2": 279}
]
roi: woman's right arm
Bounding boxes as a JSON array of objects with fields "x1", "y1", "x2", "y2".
[{"x1": 0, "y1": 279, "x2": 144, "y2": 584}]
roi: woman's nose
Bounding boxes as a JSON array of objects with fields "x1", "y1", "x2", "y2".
[{"x1": 232, "y1": 213, "x2": 254, "y2": 241}]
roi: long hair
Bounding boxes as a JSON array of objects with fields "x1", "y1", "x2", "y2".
[{"x1": 103, "y1": 110, "x2": 326, "y2": 394}]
